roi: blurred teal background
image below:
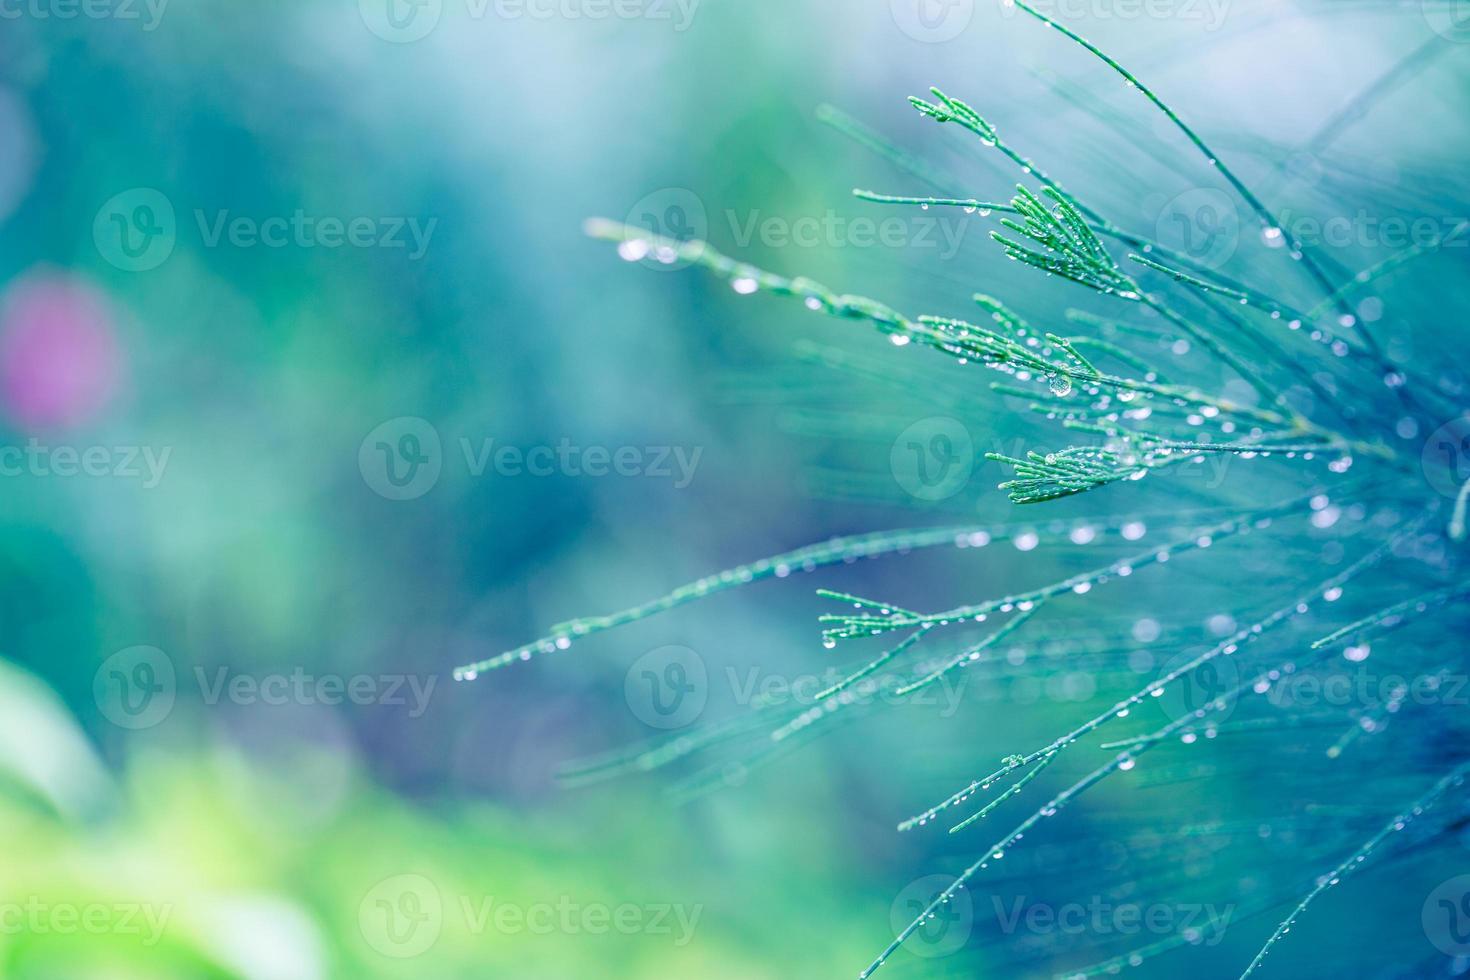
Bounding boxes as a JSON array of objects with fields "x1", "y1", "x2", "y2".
[{"x1": 1, "y1": 1, "x2": 1468, "y2": 977}]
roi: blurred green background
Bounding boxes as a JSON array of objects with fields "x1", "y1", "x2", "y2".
[{"x1": 1, "y1": 0, "x2": 1468, "y2": 977}]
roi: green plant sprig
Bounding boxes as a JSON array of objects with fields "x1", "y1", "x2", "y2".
[
  {"x1": 991, "y1": 184, "x2": 1135, "y2": 297},
  {"x1": 982, "y1": 429, "x2": 1354, "y2": 506},
  {"x1": 986, "y1": 445, "x2": 1150, "y2": 504},
  {"x1": 984, "y1": 183, "x2": 1319, "y2": 419}
]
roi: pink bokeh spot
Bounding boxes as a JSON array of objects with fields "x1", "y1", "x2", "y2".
[{"x1": 0, "y1": 273, "x2": 123, "y2": 430}]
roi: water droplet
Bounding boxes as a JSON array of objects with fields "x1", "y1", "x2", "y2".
[{"x1": 617, "y1": 239, "x2": 650, "y2": 262}]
